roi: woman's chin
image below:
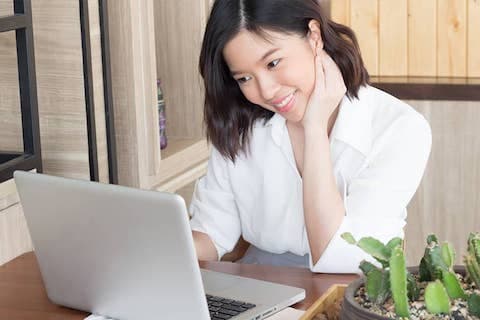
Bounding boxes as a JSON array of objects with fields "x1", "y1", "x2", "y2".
[{"x1": 285, "y1": 108, "x2": 306, "y2": 125}]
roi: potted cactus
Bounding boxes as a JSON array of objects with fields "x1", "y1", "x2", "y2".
[{"x1": 339, "y1": 232, "x2": 480, "y2": 319}]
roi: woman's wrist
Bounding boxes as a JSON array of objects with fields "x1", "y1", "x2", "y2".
[{"x1": 304, "y1": 122, "x2": 329, "y2": 140}]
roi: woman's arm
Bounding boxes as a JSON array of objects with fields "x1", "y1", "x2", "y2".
[
  {"x1": 193, "y1": 230, "x2": 218, "y2": 261},
  {"x1": 303, "y1": 129, "x2": 345, "y2": 264},
  {"x1": 302, "y1": 47, "x2": 347, "y2": 265}
]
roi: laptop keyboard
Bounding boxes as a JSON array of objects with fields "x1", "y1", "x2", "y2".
[{"x1": 206, "y1": 294, "x2": 256, "y2": 319}]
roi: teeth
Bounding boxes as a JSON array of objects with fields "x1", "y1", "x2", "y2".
[{"x1": 274, "y1": 92, "x2": 294, "y2": 108}]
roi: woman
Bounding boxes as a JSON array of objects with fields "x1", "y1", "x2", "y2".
[{"x1": 190, "y1": 0, "x2": 431, "y2": 273}]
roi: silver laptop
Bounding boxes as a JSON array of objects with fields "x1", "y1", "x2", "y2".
[{"x1": 14, "y1": 171, "x2": 305, "y2": 320}]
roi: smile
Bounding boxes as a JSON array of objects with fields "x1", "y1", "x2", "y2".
[{"x1": 272, "y1": 91, "x2": 296, "y2": 113}]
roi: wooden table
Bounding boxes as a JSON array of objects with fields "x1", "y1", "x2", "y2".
[{"x1": 0, "y1": 252, "x2": 358, "y2": 319}]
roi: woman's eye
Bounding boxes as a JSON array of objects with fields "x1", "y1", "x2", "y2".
[
  {"x1": 267, "y1": 59, "x2": 281, "y2": 69},
  {"x1": 236, "y1": 76, "x2": 251, "y2": 84}
]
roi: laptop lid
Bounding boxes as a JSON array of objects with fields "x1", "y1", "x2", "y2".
[{"x1": 14, "y1": 170, "x2": 210, "y2": 320}]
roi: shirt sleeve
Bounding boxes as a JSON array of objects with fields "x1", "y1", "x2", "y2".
[
  {"x1": 310, "y1": 114, "x2": 432, "y2": 273},
  {"x1": 189, "y1": 148, "x2": 241, "y2": 260}
]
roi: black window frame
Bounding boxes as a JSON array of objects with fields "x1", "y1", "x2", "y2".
[
  {"x1": 79, "y1": 0, "x2": 117, "y2": 184},
  {"x1": 0, "y1": 0, "x2": 42, "y2": 183}
]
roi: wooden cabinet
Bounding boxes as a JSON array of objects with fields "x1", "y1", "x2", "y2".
[
  {"x1": 0, "y1": 180, "x2": 32, "y2": 265},
  {"x1": 107, "y1": 0, "x2": 210, "y2": 193}
]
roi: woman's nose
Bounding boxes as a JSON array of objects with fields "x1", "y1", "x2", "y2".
[{"x1": 257, "y1": 74, "x2": 279, "y2": 102}]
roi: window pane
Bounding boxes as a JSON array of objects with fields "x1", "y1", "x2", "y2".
[
  {"x1": 0, "y1": 30, "x2": 23, "y2": 154},
  {"x1": 0, "y1": 0, "x2": 14, "y2": 17}
]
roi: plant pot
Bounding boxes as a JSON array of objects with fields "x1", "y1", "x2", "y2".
[{"x1": 340, "y1": 266, "x2": 467, "y2": 320}]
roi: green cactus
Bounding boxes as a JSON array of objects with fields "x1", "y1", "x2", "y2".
[
  {"x1": 357, "y1": 260, "x2": 391, "y2": 305},
  {"x1": 419, "y1": 256, "x2": 431, "y2": 282},
  {"x1": 427, "y1": 234, "x2": 439, "y2": 245},
  {"x1": 468, "y1": 293, "x2": 480, "y2": 317},
  {"x1": 419, "y1": 235, "x2": 449, "y2": 281},
  {"x1": 465, "y1": 254, "x2": 480, "y2": 288},
  {"x1": 419, "y1": 235, "x2": 466, "y2": 299},
  {"x1": 359, "y1": 260, "x2": 378, "y2": 275},
  {"x1": 341, "y1": 232, "x2": 394, "y2": 268},
  {"x1": 441, "y1": 242, "x2": 455, "y2": 268},
  {"x1": 342, "y1": 232, "x2": 480, "y2": 319},
  {"x1": 438, "y1": 241, "x2": 466, "y2": 299},
  {"x1": 342, "y1": 233, "x2": 409, "y2": 312},
  {"x1": 425, "y1": 280, "x2": 451, "y2": 315},
  {"x1": 341, "y1": 232, "x2": 356, "y2": 245},
  {"x1": 441, "y1": 270, "x2": 467, "y2": 299},
  {"x1": 389, "y1": 245, "x2": 409, "y2": 318},
  {"x1": 357, "y1": 237, "x2": 391, "y2": 268},
  {"x1": 465, "y1": 232, "x2": 480, "y2": 288},
  {"x1": 469, "y1": 233, "x2": 480, "y2": 258},
  {"x1": 366, "y1": 268, "x2": 391, "y2": 305},
  {"x1": 385, "y1": 237, "x2": 403, "y2": 252},
  {"x1": 406, "y1": 272, "x2": 420, "y2": 301}
]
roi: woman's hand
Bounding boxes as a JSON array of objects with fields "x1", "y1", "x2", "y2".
[{"x1": 302, "y1": 44, "x2": 346, "y2": 133}]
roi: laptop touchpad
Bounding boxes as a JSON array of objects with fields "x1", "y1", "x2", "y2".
[{"x1": 200, "y1": 269, "x2": 240, "y2": 293}]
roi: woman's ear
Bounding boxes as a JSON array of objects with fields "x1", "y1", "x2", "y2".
[{"x1": 307, "y1": 19, "x2": 323, "y2": 53}]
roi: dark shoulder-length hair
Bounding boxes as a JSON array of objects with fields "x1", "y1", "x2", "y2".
[{"x1": 199, "y1": 0, "x2": 369, "y2": 162}]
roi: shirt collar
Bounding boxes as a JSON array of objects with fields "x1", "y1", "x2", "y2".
[
  {"x1": 330, "y1": 94, "x2": 372, "y2": 156},
  {"x1": 266, "y1": 112, "x2": 286, "y2": 146},
  {"x1": 266, "y1": 92, "x2": 373, "y2": 156}
]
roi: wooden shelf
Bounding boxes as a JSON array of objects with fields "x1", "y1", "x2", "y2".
[
  {"x1": 151, "y1": 137, "x2": 210, "y2": 191},
  {"x1": 155, "y1": 160, "x2": 207, "y2": 193},
  {"x1": 371, "y1": 77, "x2": 480, "y2": 101},
  {"x1": 160, "y1": 137, "x2": 205, "y2": 159},
  {"x1": 108, "y1": 1, "x2": 211, "y2": 192}
]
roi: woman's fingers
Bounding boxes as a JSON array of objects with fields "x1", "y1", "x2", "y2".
[
  {"x1": 321, "y1": 50, "x2": 347, "y2": 99},
  {"x1": 321, "y1": 51, "x2": 344, "y2": 87}
]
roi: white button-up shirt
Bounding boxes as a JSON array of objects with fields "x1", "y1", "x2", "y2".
[{"x1": 189, "y1": 85, "x2": 432, "y2": 273}]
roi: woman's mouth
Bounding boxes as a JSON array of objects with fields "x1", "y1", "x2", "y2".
[{"x1": 273, "y1": 91, "x2": 296, "y2": 113}]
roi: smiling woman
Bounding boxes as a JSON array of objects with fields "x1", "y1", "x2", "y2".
[
  {"x1": 199, "y1": 0, "x2": 369, "y2": 162},
  {"x1": 190, "y1": 0, "x2": 432, "y2": 273},
  {"x1": 223, "y1": 30, "x2": 315, "y2": 123}
]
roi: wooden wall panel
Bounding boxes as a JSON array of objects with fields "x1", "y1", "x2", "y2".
[
  {"x1": 0, "y1": 0, "x2": 12, "y2": 15},
  {"x1": 0, "y1": 31, "x2": 23, "y2": 153},
  {"x1": 405, "y1": 100, "x2": 480, "y2": 266},
  {"x1": 408, "y1": 0, "x2": 437, "y2": 76},
  {"x1": 330, "y1": 0, "x2": 479, "y2": 78},
  {"x1": 31, "y1": 0, "x2": 90, "y2": 179},
  {"x1": 468, "y1": 0, "x2": 480, "y2": 77},
  {"x1": 379, "y1": 0, "x2": 407, "y2": 76},
  {"x1": 330, "y1": 0, "x2": 350, "y2": 25},
  {"x1": 350, "y1": 0, "x2": 378, "y2": 76},
  {"x1": 437, "y1": 0, "x2": 467, "y2": 77}
]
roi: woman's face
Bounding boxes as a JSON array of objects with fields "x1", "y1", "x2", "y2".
[{"x1": 223, "y1": 29, "x2": 316, "y2": 124}]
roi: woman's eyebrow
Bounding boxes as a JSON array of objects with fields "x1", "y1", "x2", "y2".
[
  {"x1": 230, "y1": 48, "x2": 280, "y2": 76},
  {"x1": 259, "y1": 48, "x2": 280, "y2": 62}
]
